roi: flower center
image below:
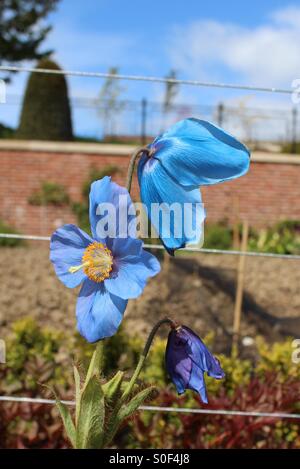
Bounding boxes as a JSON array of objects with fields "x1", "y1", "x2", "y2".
[{"x1": 69, "y1": 242, "x2": 113, "y2": 283}]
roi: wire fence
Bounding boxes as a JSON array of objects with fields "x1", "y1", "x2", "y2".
[
  {"x1": 0, "y1": 230, "x2": 299, "y2": 421},
  {"x1": 0, "y1": 64, "x2": 299, "y2": 422},
  {"x1": 0, "y1": 233, "x2": 300, "y2": 260},
  {"x1": 0, "y1": 395, "x2": 299, "y2": 420},
  {"x1": 3, "y1": 94, "x2": 299, "y2": 145},
  {"x1": 1, "y1": 65, "x2": 299, "y2": 144},
  {"x1": 0, "y1": 65, "x2": 294, "y2": 93}
]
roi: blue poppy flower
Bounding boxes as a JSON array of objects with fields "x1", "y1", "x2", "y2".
[
  {"x1": 50, "y1": 176, "x2": 161, "y2": 343},
  {"x1": 165, "y1": 325, "x2": 225, "y2": 404},
  {"x1": 138, "y1": 118, "x2": 250, "y2": 254}
]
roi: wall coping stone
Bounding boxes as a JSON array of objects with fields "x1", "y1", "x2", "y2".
[{"x1": 0, "y1": 140, "x2": 300, "y2": 164}]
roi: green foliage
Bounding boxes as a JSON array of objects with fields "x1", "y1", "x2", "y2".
[
  {"x1": 248, "y1": 220, "x2": 300, "y2": 254},
  {"x1": 55, "y1": 342, "x2": 156, "y2": 448},
  {"x1": 1, "y1": 317, "x2": 299, "y2": 448},
  {"x1": 0, "y1": 219, "x2": 23, "y2": 247},
  {"x1": 28, "y1": 181, "x2": 70, "y2": 206},
  {"x1": 256, "y1": 338, "x2": 300, "y2": 380},
  {"x1": 202, "y1": 220, "x2": 300, "y2": 254},
  {"x1": 128, "y1": 373, "x2": 300, "y2": 449},
  {"x1": 75, "y1": 374, "x2": 105, "y2": 448},
  {"x1": 203, "y1": 223, "x2": 232, "y2": 250},
  {"x1": 74, "y1": 325, "x2": 141, "y2": 378},
  {"x1": 282, "y1": 142, "x2": 300, "y2": 154},
  {"x1": 72, "y1": 165, "x2": 121, "y2": 232},
  {"x1": 0, "y1": 123, "x2": 15, "y2": 139},
  {"x1": 0, "y1": 1, "x2": 59, "y2": 81},
  {"x1": 17, "y1": 59, "x2": 73, "y2": 141},
  {"x1": 55, "y1": 399, "x2": 76, "y2": 447},
  {"x1": 1, "y1": 317, "x2": 70, "y2": 392},
  {"x1": 140, "y1": 337, "x2": 168, "y2": 386}
]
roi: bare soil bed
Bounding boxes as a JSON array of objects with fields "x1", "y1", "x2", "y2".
[{"x1": 0, "y1": 246, "x2": 299, "y2": 353}]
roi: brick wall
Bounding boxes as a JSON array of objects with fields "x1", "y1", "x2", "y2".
[{"x1": 0, "y1": 141, "x2": 299, "y2": 236}]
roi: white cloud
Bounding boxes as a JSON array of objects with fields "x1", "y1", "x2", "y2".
[
  {"x1": 271, "y1": 5, "x2": 300, "y2": 27},
  {"x1": 168, "y1": 5, "x2": 300, "y2": 87}
]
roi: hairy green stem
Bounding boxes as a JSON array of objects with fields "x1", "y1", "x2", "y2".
[
  {"x1": 121, "y1": 317, "x2": 177, "y2": 400},
  {"x1": 126, "y1": 146, "x2": 150, "y2": 193}
]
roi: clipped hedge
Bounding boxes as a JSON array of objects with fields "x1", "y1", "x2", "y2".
[{"x1": 17, "y1": 59, "x2": 73, "y2": 141}]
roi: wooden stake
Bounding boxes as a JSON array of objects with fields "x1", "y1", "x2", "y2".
[
  {"x1": 232, "y1": 220, "x2": 249, "y2": 352},
  {"x1": 232, "y1": 197, "x2": 240, "y2": 250}
]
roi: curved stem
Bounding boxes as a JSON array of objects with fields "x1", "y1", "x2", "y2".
[
  {"x1": 126, "y1": 146, "x2": 149, "y2": 193},
  {"x1": 142, "y1": 317, "x2": 178, "y2": 357},
  {"x1": 121, "y1": 317, "x2": 177, "y2": 400}
]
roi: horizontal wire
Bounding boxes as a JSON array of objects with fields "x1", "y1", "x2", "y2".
[
  {"x1": 0, "y1": 395, "x2": 299, "y2": 419},
  {"x1": 0, "y1": 233, "x2": 51, "y2": 241},
  {"x1": 5, "y1": 93, "x2": 295, "y2": 116},
  {"x1": 0, "y1": 65, "x2": 293, "y2": 95},
  {"x1": 141, "y1": 405, "x2": 300, "y2": 420},
  {"x1": 144, "y1": 243, "x2": 300, "y2": 260},
  {"x1": 1, "y1": 233, "x2": 300, "y2": 260}
]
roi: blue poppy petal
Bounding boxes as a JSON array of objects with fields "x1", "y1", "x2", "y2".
[
  {"x1": 152, "y1": 118, "x2": 250, "y2": 187},
  {"x1": 169, "y1": 372, "x2": 186, "y2": 395},
  {"x1": 89, "y1": 176, "x2": 136, "y2": 241},
  {"x1": 76, "y1": 278, "x2": 127, "y2": 342},
  {"x1": 50, "y1": 224, "x2": 92, "y2": 288},
  {"x1": 188, "y1": 363, "x2": 208, "y2": 404},
  {"x1": 110, "y1": 236, "x2": 143, "y2": 259},
  {"x1": 185, "y1": 326, "x2": 225, "y2": 379},
  {"x1": 105, "y1": 239, "x2": 161, "y2": 299},
  {"x1": 138, "y1": 157, "x2": 205, "y2": 251},
  {"x1": 165, "y1": 329, "x2": 192, "y2": 394}
]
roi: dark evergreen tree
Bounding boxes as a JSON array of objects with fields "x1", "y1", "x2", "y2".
[
  {"x1": 17, "y1": 59, "x2": 73, "y2": 141},
  {"x1": 0, "y1": 0, "x2": 59, "y2": 79}
]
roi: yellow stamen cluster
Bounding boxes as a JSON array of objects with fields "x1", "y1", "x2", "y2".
[{"x1": 69, "y1": 242, "x2": 113, "y2": 283}]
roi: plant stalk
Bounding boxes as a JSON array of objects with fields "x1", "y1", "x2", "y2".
[
  {"x1": 121, "y1": 317, "x2": 177, "y2": 400},
  {"x1": 126, "y1": 146, "x2": 150, "y2": 193}
]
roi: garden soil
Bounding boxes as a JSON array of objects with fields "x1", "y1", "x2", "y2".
[{"x1": 0, "y1": 246, "x2": 299, "y2": 354}]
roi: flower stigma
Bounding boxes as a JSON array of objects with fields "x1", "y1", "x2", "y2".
[{"x1": 69, "y1": 242, "x2": 113, "y2": 283}]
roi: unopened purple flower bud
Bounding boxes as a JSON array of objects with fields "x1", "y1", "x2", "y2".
[{"x1": 165, "y1": 325, "x2": 225, "y2": 404}]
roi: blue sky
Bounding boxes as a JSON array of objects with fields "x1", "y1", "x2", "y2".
[{"x1": 1, "y1": 0, "x2": 299, "y2": 138}]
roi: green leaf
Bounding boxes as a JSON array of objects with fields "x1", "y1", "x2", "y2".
[
  {"x1": 104, "y1": 385, "x2": 156, "y2": 447},
  {"x1": 76, "y1": 374, "x2": 105, "y2": 449},
  {"x1": 102, "y1": 371, "x2": 124, "y2": 403},
  {"x1": 118, "y1": 386, "x2": 156, "y2": 422},
  {"x1": 56, "y1": 400, "x2": 76, "y2": 447},
  {"x1": 85, "y1": 342, "x2": 104, "y2": 386},
  {"x1": 74, "y1": 365, "x2": 81, "y2": 425}
]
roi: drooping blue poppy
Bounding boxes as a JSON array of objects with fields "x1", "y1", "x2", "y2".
[
  {"x1": 165, "y1": 325, "x2": 225, "y2": 404},
  {"x1": 50, "y1": 176, "x2": 160, "y2": 343},
  {"x1": 138, "y1": 118, "x2": 250, "y2": 254}
]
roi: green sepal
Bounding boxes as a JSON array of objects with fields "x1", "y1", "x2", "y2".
[
  {"x1": 73, "y1": 365, "x2": 81, "y2": 425},
  {"x1": 55, "y1": 399, "x2": 76, "y2": 447},
  {"x1": 102, "y1": 371, "x2": 124, "y2": 402},
  {"x1": 76, "y1": 374, "x2": 105, "y2": 449}
]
